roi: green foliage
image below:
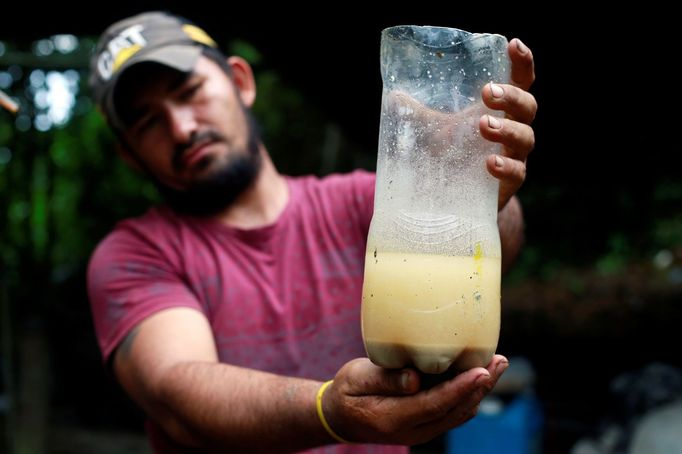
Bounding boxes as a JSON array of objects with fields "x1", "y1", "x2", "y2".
[
  {"x1": 594, "y1": 232, "x2": 630, "y2": 275},
  {"x1": 651, "y1": 178, "x2": 682, "y2": 250},
  {"x1": 228, "y1": 40, "x2": 263, "y2": 65},
  {"x1": 653, "y1": 216, "x2": 682, "y2": 249}
]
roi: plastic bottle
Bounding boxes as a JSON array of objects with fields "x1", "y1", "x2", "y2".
[{"x1": 362, "y1": 25, "x2": 509, "y2": 374}]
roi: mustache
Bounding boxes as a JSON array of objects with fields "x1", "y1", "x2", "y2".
[{"x1": 172, "y1": 129, "x2": 228, "y2": 172}]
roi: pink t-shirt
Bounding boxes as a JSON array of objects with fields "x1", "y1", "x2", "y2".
[{"x1": 87, "y1": 170, "x2": 407, "y2": 454}]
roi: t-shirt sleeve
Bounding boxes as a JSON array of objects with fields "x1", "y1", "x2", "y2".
[{"x1": 87, "y1": 226, "x2": 203, "y2": 363}]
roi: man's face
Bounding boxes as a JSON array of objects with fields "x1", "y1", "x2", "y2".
[{"x1": 115, "y1": 55, "x2": 262, "y2": 216}]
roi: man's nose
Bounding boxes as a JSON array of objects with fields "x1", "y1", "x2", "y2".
[{"x1": 165, "y1": 103, "x2": 198, "y2": 143}]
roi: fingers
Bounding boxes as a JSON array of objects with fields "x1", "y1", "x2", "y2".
[
  {"x1": 405, "y1": 357, "x2": 509, "y2": 441},
  {"x1": 479, "y1": 115, "x2": 535, "y2": 162},
  {"x1": 480, "y1": 40, "x2": 536, "y2": 210},
  {"x1": 482, "y1": 82, "x2": 537, "y2": 125},
  {"x1": 417, "y1": 356, "x2": 510, "y2": 436},
  {"x1": 486, "y1": 153, "x2": 526, "y2": 207},
  {"x1": 418, "y1": 367, "x2": 493, "y2": 419},
  {"x1": 337, "y1": 358, "x2": 420, "y2": 396},
  {"x1": 486, "y1": 354, "x2": 510, "y2": 385},
  {"x1": 424, "y1": 355, "x2": 508, "y2": 419},
  {"x1": 508, "y1": 38, "x2": 535, "y2": 90}
]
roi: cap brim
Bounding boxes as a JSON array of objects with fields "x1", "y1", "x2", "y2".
[{"x1": 105, "y1": 44, "x2": 203, "y2": 130}]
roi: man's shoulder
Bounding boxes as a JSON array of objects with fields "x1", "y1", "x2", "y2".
[
  {"x1": 120, "y1": 204, "x2": 180, "y2": 229},
  {"x1": 113, "y1": 205, "x2": 180, "y2": 236},
  {"x1": 287, "y1": 170, "x2": 375, "y2": 227},
  {"x1": 91, "y1": 206, "x2": 181, "y2": 259},
  {"x1": 292, "y1": 169, "x2": 375, "y2": 192},
  {"x1": 319, "y1": 169, "x2": 375, "y2": 184}
]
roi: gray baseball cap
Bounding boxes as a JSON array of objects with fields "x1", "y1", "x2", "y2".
[{"x1": 89, "y1": 11, "x2": 218, "y2": 130}]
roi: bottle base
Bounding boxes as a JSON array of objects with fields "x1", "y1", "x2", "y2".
[{"x1": 365, "y1": 340, "x2": 495, "y2": 379}]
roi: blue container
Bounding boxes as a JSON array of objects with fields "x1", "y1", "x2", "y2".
[{"x1": 446, "y1": 393, "x2": 543, "y2": 454}]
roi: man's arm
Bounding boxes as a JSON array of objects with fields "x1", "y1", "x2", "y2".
[
  {"x1": 498, "y1": 195, "x2": 524, "y2": 274},
  {"x1": 113, "y1": 308, "x2": 327, "y2": 451},
  {"x1": 114, "y1": 307, "x2": 508, "y2": 452}
]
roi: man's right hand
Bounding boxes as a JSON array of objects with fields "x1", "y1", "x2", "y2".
[{"x1": 322, "y1": 355, "x2": 508, "y2": 445}]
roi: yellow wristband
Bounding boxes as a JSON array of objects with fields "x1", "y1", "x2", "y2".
[{"x1": 316, "y1": 380, "x2": 352, "y2": 444}]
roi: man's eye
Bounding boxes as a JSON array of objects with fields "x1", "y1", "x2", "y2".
[
  {"x1": 179, "y1": 83, "x2": 201, "y2": 101},
  {"x1": 134, "y1": 114, "x2": 160, "y2": 134}
]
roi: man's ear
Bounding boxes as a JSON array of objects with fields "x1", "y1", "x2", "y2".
[
  {"x1": 227, "y1": 56, "x2": 256, "y2": 108},
  {"x1": 115, "y1": 142, "x2": 142, "y2": 172}
]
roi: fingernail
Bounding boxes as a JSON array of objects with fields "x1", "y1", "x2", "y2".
[
  {"x1": 475, "y1": 372, "x2": 491, "y2": 387},
  {"x1": 496, "y1": 360, "x2": 509, "y2": 374},
  {"x1": 495, "y1": 156, "x2": 504, "y2": 168},
  {"x1": 490, "y1": 83, "x2": 504, "y2": 99},
  {"x1": 515, "y1": 38, "x2": 528, "y2": 55},
  {"x1": 487, "y1": 115, "x2": 502, "y2": 130},
  {"x1": 401, "y1": 371, "x2": 411, "y2": 389}
]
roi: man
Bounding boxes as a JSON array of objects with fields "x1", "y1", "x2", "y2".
[{"x1": 87, "y1": 11, "x2": 536, "y2": 453}]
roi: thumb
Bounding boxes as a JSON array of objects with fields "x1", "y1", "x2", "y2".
[{"x1": 338, "y1": 358, "x2": 420, "y2": 396}]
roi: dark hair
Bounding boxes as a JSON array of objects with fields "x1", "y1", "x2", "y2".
[{"x1": 201, "y1": 46, "x2": 233, "y2": 77}]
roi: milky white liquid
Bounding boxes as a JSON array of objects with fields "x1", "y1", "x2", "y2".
[{"x1": 362, "y1": 252, "x2": 501, "y2": 374}]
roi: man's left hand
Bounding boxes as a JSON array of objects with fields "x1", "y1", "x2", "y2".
[{"x1": 479, "y1": 38, "x2": 537, "y2": 210}]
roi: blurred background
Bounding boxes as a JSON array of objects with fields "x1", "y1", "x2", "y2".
[{"x1": 1, "y1": 3, "x2": 680, "y2": 453}]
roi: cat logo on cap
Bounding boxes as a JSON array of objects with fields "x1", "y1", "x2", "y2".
[{"x1": 97, "y1": 24, "x2": 147, "y2": 81}]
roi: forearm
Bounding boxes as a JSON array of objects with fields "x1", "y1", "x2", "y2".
[
  {"x1": 152, "y1": 361, "x2": 330, "y2": 452},
  {"x1": 498, "y1": 195, "x2": 524, "y2": 274}
]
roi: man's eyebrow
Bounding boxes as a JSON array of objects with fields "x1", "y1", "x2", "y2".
[
  {"x1": 126, "y1": 108, "x2": 149, "y2": 128},
  {"x1": 168, "y1": 71, "x2": 194, "y2": 92}
]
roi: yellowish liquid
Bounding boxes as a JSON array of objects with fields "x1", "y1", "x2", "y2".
[{"x1": 361, "y1": 252, "x2": 501, "y2": 374}]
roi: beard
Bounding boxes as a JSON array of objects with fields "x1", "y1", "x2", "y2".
[{"x1": 154, "y1": 111, "x2": 263, "y2": 217}]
